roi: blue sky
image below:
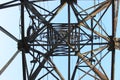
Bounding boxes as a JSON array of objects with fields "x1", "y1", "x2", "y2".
[{"x1": 0, "y1": 0, "x2": 120, "y2": 80}]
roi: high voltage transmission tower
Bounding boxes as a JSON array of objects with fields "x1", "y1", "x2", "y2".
[{"x1": 0, "y1": 0, "x2": 120, "y2": 80}]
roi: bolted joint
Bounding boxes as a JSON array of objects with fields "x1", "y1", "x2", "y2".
[
  {"x1": 114, "y1": 38, "x2": 120, "y2": 50},
  {"x1": 108, "y1": 36, "x2": 115, "y2": 51},
  {"x1": 18, "y1": 37, "x2": 30, "y2": 53},
  {"x1": 89, "y1": 58, "x2": 95, "y2": 63},
  {"x1": 61, "y1": 0, "x2": 77, "y2": 4}
]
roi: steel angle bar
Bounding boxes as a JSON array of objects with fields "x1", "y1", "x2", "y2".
[
  {"x1": 113, "y1": 0, "x2": 119, "y2": 37},
  {"x1": 84, "y1": 26, "x2": 109, "y2": 41},
  {"x1": 34, "y1": 57, "x2": 64, "y2": 80},
  {"x1": 77, "y1": 67, "x2": 100, "y2": 80},
  {"x1": 92, "y1": 51, "x2": 109, "y2": 80},
  {"x1": 29, "y1": 24, "x2": 75, "y2": 79},
  {"x1": 90, "y1": 4, "x2": 111, "y2": 40},
  {"x1": 24, "y1": 1, "x2": 47, "y2": 23},
  {"x1": 48, "y1": 2, "x2": 66, "y2": 22},
  {"x1": 0, "y1": 0, "x2": 55, "y2": 9},
  {"x1": 71, "y1": 57, "x2": 79, "y2": 80},
  {"x1": 89, "y1": 5, "x2": 111, "y2": 41},
  {"x1": 82, "y1": 45, "x2": 108, "y2": 56},
  {"x1": 77, "y1": 1, "x2": 108, "y2": 14},
  {"x1": 0, "y1": 0, "x2": 19, "y2": 6},
  {"x1": 79, "y1": 39, "x2": 91, "y2": 50},
  {"x1": 25, "y1": 1, "x2": 66, "y2": 42},
  {"x1": 24, "y1": 0, "x2": 66, "y2": 23},
  {"x1": 29, "y1": 42, "x2": 64, "y2": 79},
  {"x1": 76, "y1": 1, "x2": 111, "y2": 39},
  {"x1": 28, "y1": 0, "x2": 55, "y2": 2},
  {"x1": 78, "y1": 0, "x2": 111, "y2": 26},
  {"x1": 81, "y1": 19, "x2": 109, "y2": 41},
  {"x1": 29, "y1": 56, "x2": 46, "y2": 80},
  {"x1": 38, "y1": 69, "x2": 54, "y2": 80},
  {"x1": 111, "y1": 0, "x2": 117, "y2": 79},
  {"x1": 44, "y1": 68, "x2": 59, "y2": 80},
  {"x1": 31, "y1": 40, "x2": 49, "y2": 51},
  {"x1": 75, "y1": 1, "x2": 110, "y2": 38},
  {"x1": 28, "y1": 51, "x2": 40, "y2": 76},
  {"x1": 71, "y1": 4, "x2": 110, "y2": 41},
  {"x1": 0, "y1": 50, "x2": 20, "y2": 75},
  {"x1": 78, "y1": 45, "x2": 108, "y2": 66},
  {"x1": 93, "y1": 19, "x2": 110, "y2": 38},
  {"x1": 29, "y1": 30, "x2": 71, "y2": 79},
  {"x1": 48, "y1": 59, "x2": 65, "y2": 80},
  {"x1": 26, "y1": 6, "x2": 75, "y2": 79},
  {"x1": 65, "y1": 41, "x2": 109, "y2": 79},
  {"x1": 76, "y1": 51, "x2": 109, "y2": 80},
  {"x1": 29, "y1": 48, "x2": 45, "y2": 57},
  {"x1": 32, "y1": 3, "x2": 53, "y2": 15},
  {"x1": 22, "y1": 50, "x2": 29, "y2": 79},
  {"x1": 78, "y1": 50, "x2": 110, "y2": 80},
  {"x1": 0, "y1": 0, "x2": 20, "y2": 9},
  {"x1": 0, "y1": 26, "x2": 18, "y2": 42}
]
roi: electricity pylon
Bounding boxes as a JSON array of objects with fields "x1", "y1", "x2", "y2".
[{"x1": 0, "y1": 0, "x2": 119, "y2": 80}]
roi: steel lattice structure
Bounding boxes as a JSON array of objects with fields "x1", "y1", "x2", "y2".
[{"x1": 0, "y1": 0, "x2": 120, "y2": 80}]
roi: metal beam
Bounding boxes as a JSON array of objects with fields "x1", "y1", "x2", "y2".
[
  {"x1": 78, "y1": 1, "x2": 111, "y2": 26},
  {"x1": 76, "y1": 51, "x2": 108, "y2": 80},
  {"x1": 113, "y1": 0, "x2": 119, "y2": 36},
  {"x1": 49, "y1": 59, "x2": 65, "y2": 80},
  {"x1": 0, "y1": 50, "x2": 20, "y2": 75},
  {"x1": 0, "y1": 26, "x2": 18, "y2": 42},
  {"x1": 0, "y1": 0, "x2": 55, "y2": 9},
  {"x1": 111, "y1": 0, "x2": 117, "y2": 80},
  {"x1": 71, "y1": 2, "x2": 110, "y2": 41},
  {"x1": 24, "y1": 1, "x2": 66, "y2": 42},
  {"x1": 29, "y1": 33, "x2": 69, "y2": 79},
  {"x1": 20, "y1": 1, "x2": 26, "y2": 80}
]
